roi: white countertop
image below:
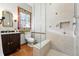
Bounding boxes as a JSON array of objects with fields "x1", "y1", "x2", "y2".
[{"x1": 1, "y1": 32, "x2": 20, "y2": 35}]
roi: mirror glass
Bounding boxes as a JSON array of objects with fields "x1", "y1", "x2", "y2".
[{"x1": 2, "y1": 11, "x2": 13, "y2": 27}]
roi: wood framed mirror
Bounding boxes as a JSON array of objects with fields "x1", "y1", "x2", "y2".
[{"x1": 17, "y1": 7, "x2": 32, "y2": 32}]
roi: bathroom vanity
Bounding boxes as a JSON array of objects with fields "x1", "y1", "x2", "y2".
[{"x1": 1, "y1": 31, "x2": 20, "y2": 56}]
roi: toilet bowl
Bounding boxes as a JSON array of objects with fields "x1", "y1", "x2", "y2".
[{"x1": 25, "y1": 32, "x2": 34, "y2": 47}]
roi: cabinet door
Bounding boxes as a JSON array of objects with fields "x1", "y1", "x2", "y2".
[
  {"x1": 8, "y1": 34, "x2": 15, "y2": 52},
  {"x1": 12, "y1": 34, "x2": 20, "y2": 49},
  {"x1": 9, "y1": 34, "x2": 20, "y2": 52},
  {"x1": 1, "y1": 35, "x2": 9, "y2": 55},
  {"x1": 15, "y1": 33, "x2": 20, "y2": 49}
]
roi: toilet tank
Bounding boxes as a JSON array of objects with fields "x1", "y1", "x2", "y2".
[{"x1": 25, "y1": 32, "x2": 31, "y2": 38}]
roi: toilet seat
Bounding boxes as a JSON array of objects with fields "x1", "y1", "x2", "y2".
[{"x1": 26, "y1": 37, "x2": 34, "y2": 43}]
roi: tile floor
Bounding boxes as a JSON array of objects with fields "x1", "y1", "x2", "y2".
[{"x1": 47, "y1": 49, "x2": 68, "y2": 56}]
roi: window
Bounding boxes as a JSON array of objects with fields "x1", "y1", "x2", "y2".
[{"x1": 18, "y1": 7, "x2": 31, "y2": 32}]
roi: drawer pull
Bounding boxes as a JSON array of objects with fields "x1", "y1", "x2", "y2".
[
  {"x1": 11, "y1": 42, "x2": 13, "y2": 44},
  {"x1": 8, "y1": 42, "x2": 10, "y2": 45}
]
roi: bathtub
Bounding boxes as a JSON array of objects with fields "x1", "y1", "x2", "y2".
[
  {"x1": 33, "y1": 39, "x2": 51, "y2": 56},
  {"x1": 47, "y1": 29, "x2": 75, "y2": 56}
]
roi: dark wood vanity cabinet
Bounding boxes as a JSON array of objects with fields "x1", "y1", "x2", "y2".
[{"x1": 1, "y1": 33, "x2": 20, "y2": 56}]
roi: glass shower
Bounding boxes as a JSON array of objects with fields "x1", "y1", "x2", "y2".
[
  {"x1": 32, "y1": 3, "x2": 79, "y2": 56},
  {"x1": 32, "y1": 3, "x2": 47, "y2": 56}
]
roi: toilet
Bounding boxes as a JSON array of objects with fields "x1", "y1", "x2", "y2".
[{"x1": 25, "y1": 32, "x2": 34, "y2": 47}]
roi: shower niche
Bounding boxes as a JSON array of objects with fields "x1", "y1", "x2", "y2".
[{"x1": 60, "y1": 21, "x2": 71, "y2": 30}]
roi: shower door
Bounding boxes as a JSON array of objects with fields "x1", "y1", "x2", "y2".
[
  {"x1": 32, "y1": 3, "x2": 46, "y2": 56},
  {"x1": 75, "y1": 3, "x2": 79, "y2": 56}
]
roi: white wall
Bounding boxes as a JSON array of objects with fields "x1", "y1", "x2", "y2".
[{"x1": 46, "y1": 3, "x2": 74, "y2": 30}]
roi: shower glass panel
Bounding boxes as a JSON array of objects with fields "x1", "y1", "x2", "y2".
[
  {"x1": 76, "y1": 18, "x2": 79, "y2": 56},
  {"x1": 74, "y1": 3, "x2": 79, "y2": 56},
  {"x1": 32, "y1": 3, "x2": 46, "y2": 56},
  {"x1": 75, "y1": 18, "x2": 79, "y2": 56}
]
